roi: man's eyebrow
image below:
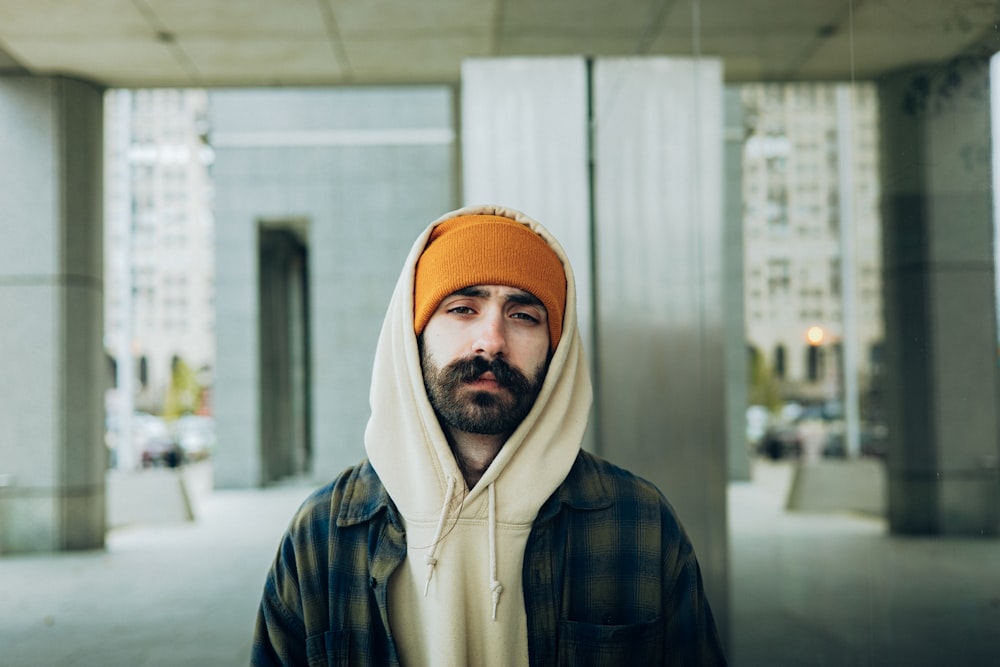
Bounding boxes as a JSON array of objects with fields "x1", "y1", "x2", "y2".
[
  {"x1": 447, "y1": 286, "x2": 545, "y2": 311},
  {"x1": 451, "y1": 286, "x2": 489, "y2": 299},
  {"x1": 505, "y1": 291, "x2": 545, "y2": 311}
]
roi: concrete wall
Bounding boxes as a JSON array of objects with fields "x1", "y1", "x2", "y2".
[
  {"x1": 210, "y1": 87, "x2": 456, "y2": 488},
  {"x1": 0, "y1": 76, "x2": 106, "y2": 553}
]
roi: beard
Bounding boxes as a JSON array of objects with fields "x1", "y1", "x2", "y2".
[{"x1": 421, "y1": 347, "x2": 547, "y2": 437}]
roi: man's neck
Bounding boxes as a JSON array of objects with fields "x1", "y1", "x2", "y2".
[{"x1": 444, "y1": 428, "x2": 506, "y2": 489}]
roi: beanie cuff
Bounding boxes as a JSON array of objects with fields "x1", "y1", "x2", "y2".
[{"x1": 413, "y1": 215, "x2": 566, "y2": 349}]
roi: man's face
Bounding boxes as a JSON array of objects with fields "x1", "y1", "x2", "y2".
[{"x1": 420, "y1": 285, "x2": 551, "y2": 436}]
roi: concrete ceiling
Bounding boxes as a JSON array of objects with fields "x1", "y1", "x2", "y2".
[{"x1": 0, "y1": 0, "x2": 998, "y2": 88}]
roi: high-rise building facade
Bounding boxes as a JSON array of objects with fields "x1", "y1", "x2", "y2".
[
  {"x1": 741, "y1": 83, "x2": 883, "y2": 406},
  {"x1": 104, "y1": 89, "x2": 215, "y2": 412}
]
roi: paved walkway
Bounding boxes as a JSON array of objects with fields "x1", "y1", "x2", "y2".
[
  {"x1": 0, "y1": 480, "x2": 314, "y2": 667},
  {"x1": 729, "y1": 461, "x2": 1000, "y2": 666},
  {"x1": 1, "y1": 461, "x2": 998, "y2": 666}
]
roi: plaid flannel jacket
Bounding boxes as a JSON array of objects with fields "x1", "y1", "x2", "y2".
[{"x1": 252, "y1": 450, "x2": 728, "y2": 666}]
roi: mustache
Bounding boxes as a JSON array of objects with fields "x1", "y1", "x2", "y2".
[{"x1": 443, "y1": 355, "x2": 534, "y2": 394}]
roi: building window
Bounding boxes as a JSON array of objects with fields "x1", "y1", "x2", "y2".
[
  {"x1": 870, "y1": 342, "x2": 884, "y2": 376},
  {"x1": 767, "y1": 259, "x2": 791, "y2": 296},
  {"x1": 806, "y1": 345, "x2": 823, "y2": 382},
  {"x1": 774, "y1": 344, "x2": 786, "y2": 378}
]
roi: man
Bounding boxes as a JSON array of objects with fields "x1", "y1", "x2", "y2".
[{"x1": 252, "y1": 205, "x2": 727, "y2": 666}]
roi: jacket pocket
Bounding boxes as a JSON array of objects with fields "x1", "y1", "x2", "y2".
[
  {"x1": 558, "y1": 617, "x2": 664, "y2": 666},
  {"x1": 306, "y1": 629, "x2": 349, "y2": 667}
]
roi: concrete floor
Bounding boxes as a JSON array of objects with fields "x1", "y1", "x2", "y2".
[
  {"x1": 1, "y1": 460, "x2": 998, "y2": 666},
  {"x1": 729, "y1": 461, "x2": 1000, "y2": 666},
  {"x1": 0, "y1": 478, "x2": 313, "y2": 667}
]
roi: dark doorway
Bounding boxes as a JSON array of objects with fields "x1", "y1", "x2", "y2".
[{"x1": 258, "y1": 225, "x2": 311, "y2": 484}]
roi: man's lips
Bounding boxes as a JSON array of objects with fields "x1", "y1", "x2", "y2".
[{"x1": 466, "y1": 372, "x2": 502, "y2": 388}]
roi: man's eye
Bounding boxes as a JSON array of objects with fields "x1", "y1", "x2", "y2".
[
  {"x1": 448, "y1": 306, "x2": 474, "y2": 314},
  {"x1": 511, "y1": 312, "x2": 539, "y2": 323}
]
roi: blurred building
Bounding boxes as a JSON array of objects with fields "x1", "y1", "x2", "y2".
[
  {"x1": 103, "y1": 89, "x2": 215, "y2": 412},
  {"x1": 741, "y1": 83, "x2": 883, "y2": 405}
]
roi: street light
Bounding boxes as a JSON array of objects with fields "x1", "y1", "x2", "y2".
[{"x1": 806, "y1": 325, "x2": 825, "y2": 346}]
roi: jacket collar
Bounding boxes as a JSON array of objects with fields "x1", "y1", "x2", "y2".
[
  {"x1": 534, "y1": 451, "x2": 613, "y2": 525},
  {"x1": 337, "y1": 460, "x2": 399, "y2": 529},
  {"x1": 336, "y1": 452, "x2": 612, "y2": 530}
]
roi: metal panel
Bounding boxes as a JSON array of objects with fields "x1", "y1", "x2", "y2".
[{"x1": 591, "y1": 56, "x2": 729, "y2": 630}]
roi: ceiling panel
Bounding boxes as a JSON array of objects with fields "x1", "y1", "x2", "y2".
[
  {"x1": 344, "y1": 35, "x2": 493, "y2": 82},
  {"x1": 147, "y1": 0, "x2": 327, "y2": 38},
  {"x1": 501, "y1": 0, "x2": 654, "y2": 33},
  {"x1": 0, "y1": 0, "x2": 148, "y2": 36},
  {"x1": 853, "y1": 0, "x2": 999, "y2": 31},
  {"x1": 333, "y1": 0, "x2": 496, "y2": 35},
  {"x1": 690, "y1": 0, "x2": 847, "y2": 32},
  {"x1": 498, "y1": 35, "x2": 645, "y2": 58},
  {"x1": 2, "y1": 37, "x2": 187, "y2": 85},
  {"x1": 0, "y1": 0, "x2": 995, "y2": 87},
  {"x1": 684, "y1": 33, "x2": 826, "y2": 81},
  {"x1": 802, "y1": 32, "x2": 985, "y2": 82},
  {"x1": 182, "y1": 38, "x2": 346, "y2": 84}
]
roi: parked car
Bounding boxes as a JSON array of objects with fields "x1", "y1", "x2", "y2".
[
  {"x1": 172, "y1": 415, "x2": 215, "y2": 461},
  {"x1": 758, "y1": 422, "x2": 802, "y2": 460},
  {"x1": 133, "y1": 413, "x2": 183, "y2": 467},
  {"x1": 105, "y1": 412, "x2": 183, "y2": 468}
]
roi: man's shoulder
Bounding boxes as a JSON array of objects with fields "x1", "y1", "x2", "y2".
[
  {"x1": 288, "y1": 459, "x2": 390, "y2": 532},
  {"x1": 567, "y1": 449, "x2": 670, "y2": 505},
  {"x1": 557, "y1": 450, "x2": 690, "y2": 535}
]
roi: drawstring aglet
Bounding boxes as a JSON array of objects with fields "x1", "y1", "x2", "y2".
[
  {"x1": 423, "y1": 555, "x2": 438, "y2": 596},
  {"x1": 423, "y1": 475, "x2": 456, "y2": 597},
  {"x1": 490, "y1": 580, "x2": 504, "y2": 620}
]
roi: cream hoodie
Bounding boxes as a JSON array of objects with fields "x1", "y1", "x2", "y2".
[{"x1": 364, "y1": 205, "x2": 593, "y2": 666}]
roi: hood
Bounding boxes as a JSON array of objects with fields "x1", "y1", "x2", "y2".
[{"x1": 364, "y1": 203, "x2": 593, "y2": 526}]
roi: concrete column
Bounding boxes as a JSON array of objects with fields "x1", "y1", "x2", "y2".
[
  {"x1": 462, "y1": 55, "x2": 731, "y2": 645},
  {"x1": 591, "y1": 56, "x2": 729, "y2": 640},
  {"x1": 0, "y1": 76, "x2": 106, "y2": 553},
  {"x1": 879, "y1": 58, "x2": 1000, "y2": 536}
]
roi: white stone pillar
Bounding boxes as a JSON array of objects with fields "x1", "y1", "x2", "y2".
[{"x1": 0, "y1": 76, "x2": 106, "y2": 552}]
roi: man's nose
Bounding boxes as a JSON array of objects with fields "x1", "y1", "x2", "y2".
[{"x1": 472, "y1": 311, "x2": 507, "y2": 357}]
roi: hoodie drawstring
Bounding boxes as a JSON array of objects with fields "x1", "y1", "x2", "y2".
[
  {"x1": 424, "y1": 475, "x2": 457, "y2": 596},
  {"x1": 421, "y1": 475, "x2": 504, "y2": 621},
  {"x1": 488, "y1": 482, "x2": 503, "y2": 620}
]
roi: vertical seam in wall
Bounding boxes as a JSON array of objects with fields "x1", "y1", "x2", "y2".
[
  {"x1": 585, "y1": 56, "x2": 602, "y2": 455},
  {"x1": 55, "y1": 76, "x2": 71, "y2": 548},
  {"x1": 255, "y1": 221, "x2": 265, "y2": 486}
]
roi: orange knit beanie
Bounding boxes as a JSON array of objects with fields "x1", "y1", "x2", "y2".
[{"x1": 413, "y1": 214, "x2": 566, "y2": 349}]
